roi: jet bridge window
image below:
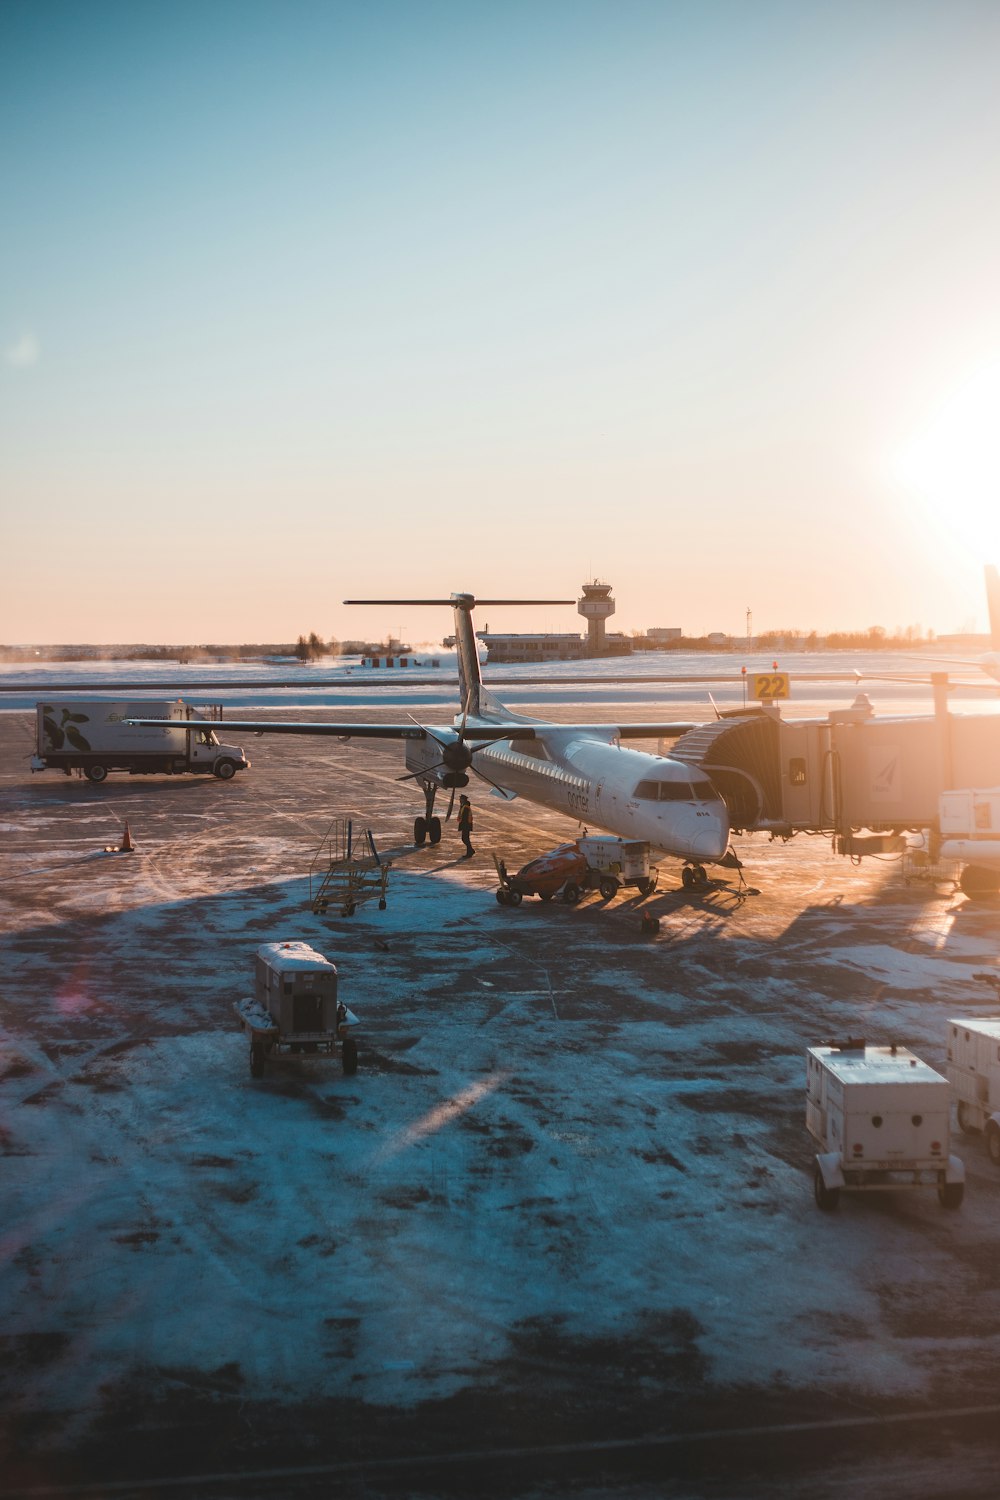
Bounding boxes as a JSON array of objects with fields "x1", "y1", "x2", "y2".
[{"x1": 789, "y1": 757, "x2": 807, "y2": 786}]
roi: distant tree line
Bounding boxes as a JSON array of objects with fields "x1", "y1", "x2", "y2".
[{"x1": 627, "y1": 624, "x2": 937, "y2": 653}]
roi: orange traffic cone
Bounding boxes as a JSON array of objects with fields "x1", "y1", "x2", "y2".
[{"x1": 120, "y1": 820, "x2": 135, "y2": 853}]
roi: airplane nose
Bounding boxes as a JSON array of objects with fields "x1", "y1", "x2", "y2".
[{"x1": 692, "y1": 823, "x2": 729, "y2": 860}]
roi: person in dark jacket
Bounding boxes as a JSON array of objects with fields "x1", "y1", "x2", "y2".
[{"x1": 457, "y1": 795, "x2": 475, "y2": 858}]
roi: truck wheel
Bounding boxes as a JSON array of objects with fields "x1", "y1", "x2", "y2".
[
  {"x1": 956, "y1": 1100, "x2": 978, "y2": 1134},
  {"x1": 538, "y1": 890, "x2": 553, "y2": 902},
  {"x1": 986, "y1": 1124, "x2": 1000, "y2": 1165},
  {"x1": 250, "y1": 1041, "x2": 266, "y2": 1078},
  {"x1": 814, "y1": 1168, "x2": 840, "y2": 1211},
  {"x1": 637, "y1": 876, "x2": 656, "y2": 897},
  {"x1": 496, "y1": 889, "x2": 509, "y2": 906},
  {"x1": 599, "y1": 877, "x2": 618, "y2": 901},
  {"x1": 85, "y1": 765, "x2": 108, "y2": 783},
  {"x1": 414, "y1": 817, "x2": 427, "y2": 846},
  {"x1": 960, "y1": 864, "x2": 1000, "y2": 897},
  {"x1": 938, "y1": 1181, "x2": 964, "y2": 1210},
  {"x1": 342, "y1": 1037, "x2": 358, "y2": 1075},
  {"x1": 214, "y1": 759, "x2": 236, "y2": 780},
  {"x1": 562, "y1": 883, "x2": 580, "y2": 905},
  {"x1": 507, "y1": 888, "x2": 523, "y2": 907},
  {"x1": 428, "y1": 817, "x2": 442, "y2": 844}
]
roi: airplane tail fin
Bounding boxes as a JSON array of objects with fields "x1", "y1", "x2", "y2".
[
  {"x1": 344, "y1": 594, "x2": 575, "y2": 720},
  {"x1": 986, "y1": 565, "x2": 1000, "y2": 650}
]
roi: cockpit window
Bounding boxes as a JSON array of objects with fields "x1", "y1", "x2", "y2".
[{"x1": 633, "y1": 776, "x2": 722, "y2": 803}]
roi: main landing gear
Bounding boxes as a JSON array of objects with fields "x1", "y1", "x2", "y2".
[
  {"x1": 414, "y1": 783, "x2": 442, "y2": 847},
  {"x1": 681, "y1": 864, "x2": 709, "y2": 891}
]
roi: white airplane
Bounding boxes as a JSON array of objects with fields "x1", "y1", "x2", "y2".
[{"x1": 129, "y1": 593, "x2": 732, "y2": 886}]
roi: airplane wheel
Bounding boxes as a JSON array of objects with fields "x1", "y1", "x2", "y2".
[
  {"x1": 414, "y1": 817, "x2": 427, "y2": 846},
  {"x1": 693, "y1": 865, "x2": 709, "y2": 889},
  {"x1": 681, "y1": 867, "x2": 695, "y2": 889},
  {"x1": 342, "y1": 1037, "x2": 358, "y2": 1076},
  {"x1": 599, "y1": 877, "x2": 618, "y2": 900},
  {"x1": 507, "y1": 889, "x2": 523, "y2": 907},
  {"x1": 428, "y1": 817, "x2": 442, "y2": 844},
  {"x1": 562, "y1": 883, "x2": 580, "y2": 905}
]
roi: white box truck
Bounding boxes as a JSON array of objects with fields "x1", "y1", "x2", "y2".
[
  {"x1": 233, "y1": 941, "x2": 360, "y2": 1079},
  {"x1": 31, "y1": 700, "x2": 250, "y2": 783},
  {"x1": 945, "y1": 1010, "x2": 1000, "y2": 1162},
  {"x1": 806, "y1": 1039, "x2": 964, "y2": 1211}
]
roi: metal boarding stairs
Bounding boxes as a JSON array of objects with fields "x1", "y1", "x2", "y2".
[{"x1": 309, "y1": 818, "x2": 391, "y2": 917}]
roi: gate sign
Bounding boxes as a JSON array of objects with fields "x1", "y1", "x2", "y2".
[{"x1": 752, "y1": 672, "x2": 790, "y2": 701}]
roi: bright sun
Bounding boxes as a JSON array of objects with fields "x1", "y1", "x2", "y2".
[{"x1": 893, "y1": 360, "x2": 1000, "y2": 562}]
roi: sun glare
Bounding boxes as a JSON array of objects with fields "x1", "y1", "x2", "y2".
[{"x1": 893, "y1": 362, "x2": 1000, "y2": 562}]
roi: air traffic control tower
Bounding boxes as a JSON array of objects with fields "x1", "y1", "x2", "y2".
[{"x1": 578, "y1": 578, "x2": 616, "y2": 656}]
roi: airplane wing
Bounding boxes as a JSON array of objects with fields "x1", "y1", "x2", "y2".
[
  {"x1": 125, "y1": 717, "x2": 543, "y2": 741},
  {"x1": 126, "y1": 716, "x2": 706, "y2": 743}
]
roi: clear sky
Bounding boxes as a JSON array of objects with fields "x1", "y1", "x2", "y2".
[{"x1": 3, "y1": 0, "x2": 1000, "y2": 645}]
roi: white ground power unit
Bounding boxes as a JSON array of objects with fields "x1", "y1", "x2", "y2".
[
  {"x1": 946, "y1": 1014, "x2": 1000, "y2": 1161},
  {"x1": 806, "y1": 1039, "x2": 964, "y2": 1211}
]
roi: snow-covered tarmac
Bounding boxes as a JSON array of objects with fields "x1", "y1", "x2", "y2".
[{"x1": 2, "y1": 673, "x2": 1000, "y2": 1498}]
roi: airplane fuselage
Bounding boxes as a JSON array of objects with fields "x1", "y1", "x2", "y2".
[{"x1": 406, "y1": 719, "x2": 729, "y2": 861}]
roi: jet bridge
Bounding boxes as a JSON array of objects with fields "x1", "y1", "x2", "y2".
[{"x1": 668, "y1": 696, "x2": 1000, "y2": 875}]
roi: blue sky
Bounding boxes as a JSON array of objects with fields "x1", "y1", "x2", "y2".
[{"x1": 3, "y1": 0, "x2": 1000, "y2": 643}]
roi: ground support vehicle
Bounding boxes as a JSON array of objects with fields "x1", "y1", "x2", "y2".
[
  {"x1": 577, "y1": 836, "x2": 658, "y2": 899},
  {"x1": 946, "y1": 995, "x2": 1000, "y2": 1161},
  {"x1": 30, "y1": 700, "x2": 250, "y2": 782},
  {"x1": 806, "y1": 1039, "x2": 964, "y2": 1211},
  {"x1": 494, "y1": 843, "x2": 590, "y2": 906},
  {"x1": 309, "y1": 820, "x2": 391, "y2": 916},
  {"x1": 235, "y1": 941, "x2": 360, "y2": 1078}
]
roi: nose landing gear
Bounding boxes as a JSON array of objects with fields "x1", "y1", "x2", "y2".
[{"x1": 681, "y1": 864, "x2": 709, "y2": 890}]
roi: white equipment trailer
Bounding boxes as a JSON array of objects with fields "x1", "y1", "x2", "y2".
[
  {"x1": 31, "y1": 700, "x2": 250, "y2": 782},
  {"x1": 576, "y1": 836, "x2": 658, "y2": 899},
  {"x1": 946, "y1": 1006, "x2": 1000, "y2": 1163},
  {"x1": 234, "y1": 941, "x2": 360, "y2": 1079},
  {"x1": 806, "y1": 1039, "x2": 964, "y2": 1211}
]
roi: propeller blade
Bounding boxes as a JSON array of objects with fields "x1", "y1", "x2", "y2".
[
  {"x1": 397, "y1": 762, "x2": 445, "y2": 783},
  {"x1": 470, "y1": 763, "x2": 515, "y2": 797}
]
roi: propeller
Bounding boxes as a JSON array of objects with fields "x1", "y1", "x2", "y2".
[{"x1": 395, "y1": 693, "x2": 514, "y2": 811}]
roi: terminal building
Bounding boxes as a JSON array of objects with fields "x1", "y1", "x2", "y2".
[{"x1": 477, "y1": 578, "x2": 633, "y2": 663}]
